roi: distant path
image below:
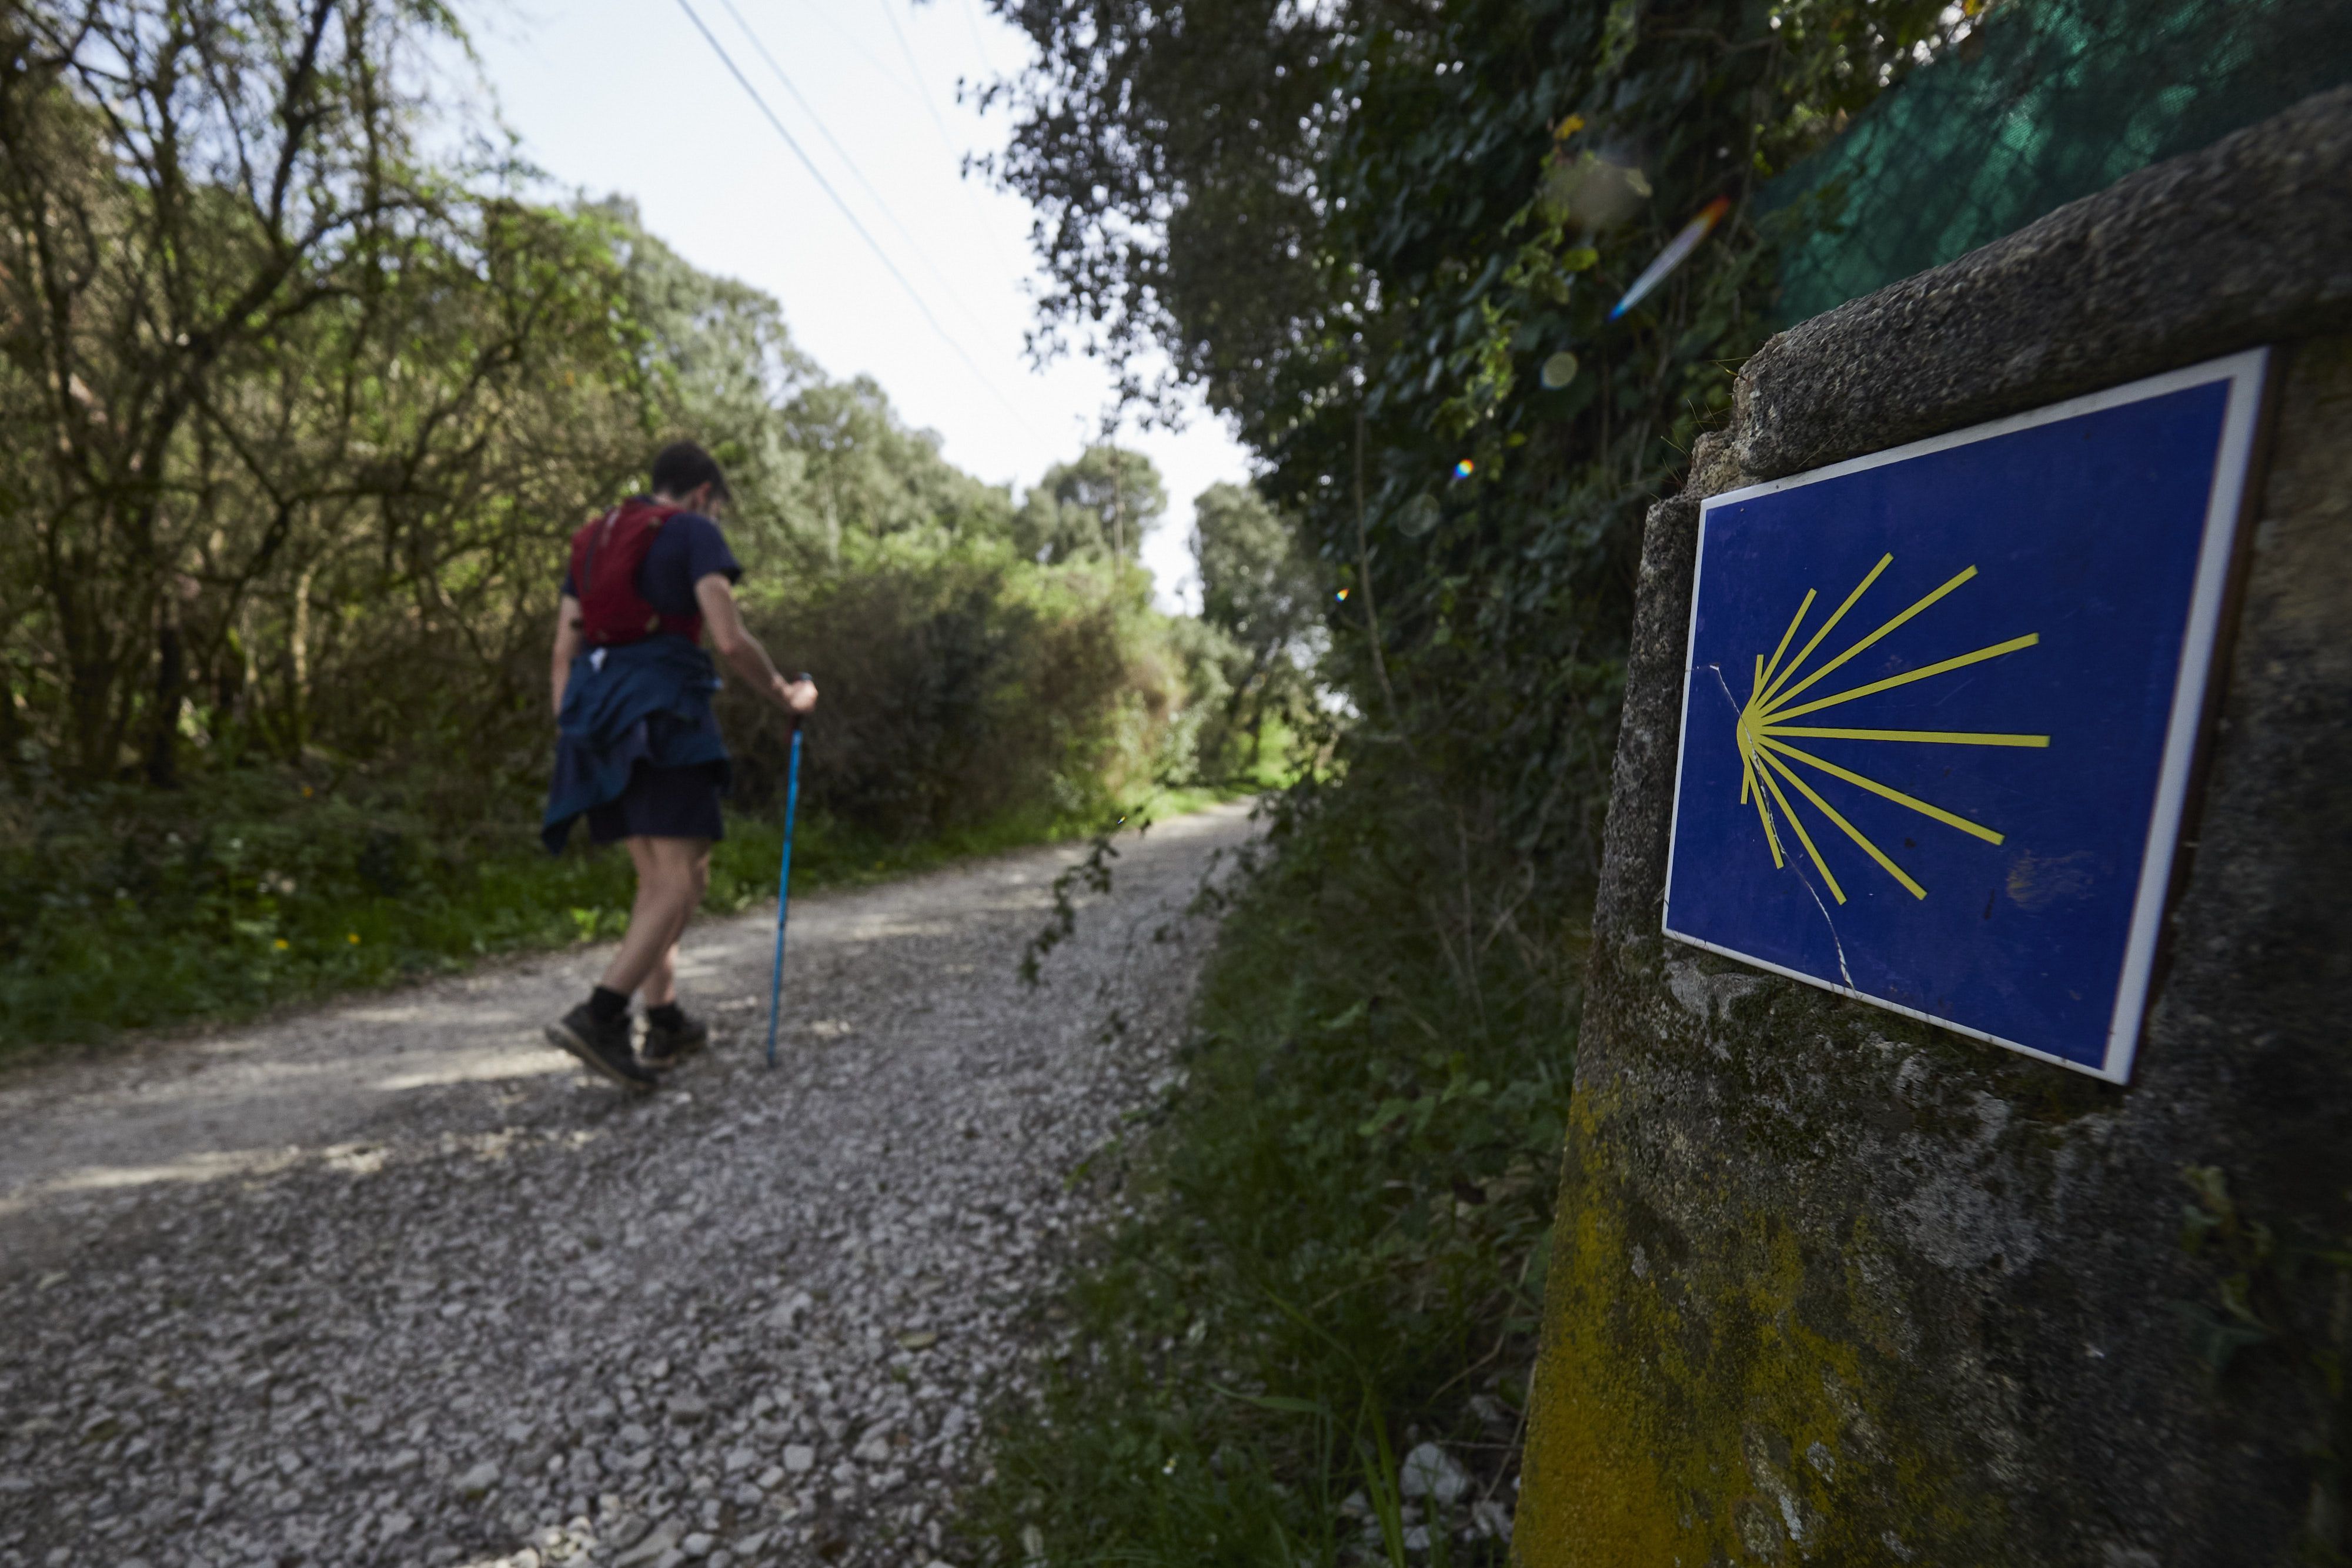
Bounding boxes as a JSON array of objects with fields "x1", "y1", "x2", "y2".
[{"x1": 0, "y1": 803, "x2": 1255, "y2": 1568}]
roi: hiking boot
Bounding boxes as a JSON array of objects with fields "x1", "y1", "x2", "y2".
[
  {"x1": 547, "y1": 1003, "x2": 658, "y2": 1093},
  {"x1": 640, "y1": 1008, "x2": 710, "y2": 1072}
]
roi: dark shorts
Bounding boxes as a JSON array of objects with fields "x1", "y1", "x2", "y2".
[{"x1": 586, "y1": 761, "x2": 726, "y2": 845}]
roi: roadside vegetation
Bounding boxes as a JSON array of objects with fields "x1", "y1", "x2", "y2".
[
  {"x1": 959, "y1": 0, "x2": 1984, "y2": 1559},
  {"x1": 0, "y1": 768, "x2": 1244, "y2": 1054},
  {"x1": 0, "y1": 4, "x2": 1293, "y2": 1054},
  {"x1": 983, "y1": 748, "x2": 1580, "y2": 1562}
]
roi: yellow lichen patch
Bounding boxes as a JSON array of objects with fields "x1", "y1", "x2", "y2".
[
  {"x1": 1516, "y1": 1090, "x2": 1996, "y2": 1563},
  {"x1": 1515, "y1": 1179, "x2": 1692, "y2": 1563}
]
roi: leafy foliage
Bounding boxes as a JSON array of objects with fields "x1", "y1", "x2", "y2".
[
  {"x1": 1192, "y1": 482, "x2": 1325, "y2": 780},
  {"x1": 0, "y1": 1, "x2": 649, "y2": 785},
  {"x1": 1016, "y1": 443, "x2": 1170, "y2": 564},
  {"x1": 723, "y1": 549, "x2": 1192, "y2": 844},
  {"x1": 0, "y1": 760, "x2": 1116, "y2": 1052},
  {"x1": 965, "y1": 0, "x2": 1980, "y2": 1555},
  {"x1": 968, "y1": 771, "x2": 1577, "y2": 1564},
  {"x1": 2170, "y1": 1165, "x2": 2352, "y2": 1562},
  {"x1": 0, "y1": 2, "x2": 1219, "y2": 1047},
  {"x1": 977, "y1": 0, "x2": 1980, "y2": 1018}
]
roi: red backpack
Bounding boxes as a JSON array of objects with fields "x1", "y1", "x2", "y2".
[{"x1": 567, "y1": 499, "x2": 704, "y2": 646}]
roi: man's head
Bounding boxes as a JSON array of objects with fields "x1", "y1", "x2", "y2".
[{"x1": 649, "y1": 441, "x2": 733, "y2": 514}]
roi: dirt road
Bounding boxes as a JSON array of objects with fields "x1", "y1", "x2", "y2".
[{"x1": 0, "y1": 803, "x2": 1255, "y2": 1568}]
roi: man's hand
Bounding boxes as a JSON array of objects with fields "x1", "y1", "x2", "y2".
[
  {"x1": 550, "y1": 594, "x2": 584, "y2": 721},
  {"x1": 697, "y1": 574, "x2": 810, "y2": 717},
  {"x1": 770, "y1": 674, "x2": 818, "y2": 716}
]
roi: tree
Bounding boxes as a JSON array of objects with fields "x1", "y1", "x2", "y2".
[
  {"x1": 1193, "y1": 480, "x2": 1321, "y2": 768},
  {"x1": 599, "y1": 196, "x2": 820, "y2": 564},
  {"x1": 0, "y1": 0, "x2": 601, "y2": 783},
  {"x1": 1015, "y1": 444, "x2": 1165, "y2": 564},
  {"x1": 581, "y1": 204, "x2": 1020, "y2": 577},
  {"x1": 980, "y1": 0, "x2": 1971, "y2": 860},
  {"x1": 973, "y1": 0, "x2": 1342, "y2": 419},
  {"x1": 777, "y1": 375, "x2": 1016, "y2": 568}
]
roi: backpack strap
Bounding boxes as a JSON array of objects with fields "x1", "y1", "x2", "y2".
[
  {"x1": 635, "y1": 504, "x2": 704, "y2": 644},
  {"x1": 570, "y1": 499, "x2": 695, "y2": 646}
]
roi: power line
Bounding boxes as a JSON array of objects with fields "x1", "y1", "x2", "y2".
[
  {"x1": 790, "y1": 0, "x2": 926, "y2": 115},
  {"x1": 876, "y1": 0, "x2": 961, "y2": 161},
  {"x1": 711, "y1": 0, "x2": 995, "y2": 347},
  {"x1": 672, "y1": 0, "x2": 1036, "y2": 439},
  {"x1": 875, "y1": 0, "x2": 1021, "y2": 279},
  {"x1": 959, "y1": 0, "x2": 997, "y2": 71}
]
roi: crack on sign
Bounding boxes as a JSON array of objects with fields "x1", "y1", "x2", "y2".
[
  {"x1": 1700, "y1": 661, "x2": 1741, "y2": 717},
  {"x1": 1802, "y1": 876, "x2": 1856, "y2": 988}
]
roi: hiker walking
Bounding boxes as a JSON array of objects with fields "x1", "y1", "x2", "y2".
[{"x1": 541, "y1": 441, "x2": 817, "y2": 1091}]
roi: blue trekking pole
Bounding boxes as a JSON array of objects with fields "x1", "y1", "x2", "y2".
[{"x1": 763, "y1": 686, "x2": 809, "y2": 1069}]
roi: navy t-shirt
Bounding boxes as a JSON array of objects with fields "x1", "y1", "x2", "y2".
[{"x1": 562, "y1": 501, "x2": 741, "y2": 618}]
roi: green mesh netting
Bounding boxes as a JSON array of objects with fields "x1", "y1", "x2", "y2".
[{"x1": 1766, "y1": 0, "x2": 2352, "y2": 325}]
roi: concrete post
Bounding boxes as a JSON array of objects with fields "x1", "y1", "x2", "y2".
[{"x1": 1516, "y1": 88, "x2": 2352, "y2": 1567}]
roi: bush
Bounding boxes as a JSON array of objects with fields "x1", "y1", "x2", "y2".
[
  {"x1": 0, "y1": 768, "x2": 622, "y2": 1048},
  {"x1": 0, "y1": 770, "x2": 1150, "y2": 1056},
  {"x1": 0, "y1": 547, "x2": 1216, "y2": 1054},
  {"x1": 724, "y1": 549, "x2": 1198, "y2": 840}
]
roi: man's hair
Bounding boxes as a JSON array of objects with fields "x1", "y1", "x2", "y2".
[{"x1": 650, "y1": 440, "x2": 732, "y2": 504}]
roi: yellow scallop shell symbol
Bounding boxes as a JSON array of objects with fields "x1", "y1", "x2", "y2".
[{"x1": 1736, "y1": 553, "x2": 2049, "y2": 904}]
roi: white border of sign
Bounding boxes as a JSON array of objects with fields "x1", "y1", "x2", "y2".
[{"x1": 1661, "y1": 347, "x2": 2271, "y2": 1084}]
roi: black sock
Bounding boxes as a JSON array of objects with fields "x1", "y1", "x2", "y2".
[
  {"x1": 588, "y1": 985, "x2": 630, "y2": 1025},
  {"x1": 647, "y1": 1002, "x2": 686, "y2": 1031}
]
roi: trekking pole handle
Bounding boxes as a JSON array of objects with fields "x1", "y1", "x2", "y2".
[{"x1": 790, "y1": 671, "x2": 813, "y2": 733}]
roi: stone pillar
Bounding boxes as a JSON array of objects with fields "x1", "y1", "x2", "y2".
[{"x1": 1515, "y1": 88, "x2": 2352, "y2": 1567}]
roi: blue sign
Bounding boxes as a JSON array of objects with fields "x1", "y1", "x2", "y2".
[{"x1": 1663, "y1": 351, "x2": 2268, "y2": 1081}]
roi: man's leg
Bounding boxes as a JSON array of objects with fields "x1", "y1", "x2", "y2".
[
  {"x1": 639, "y1": 941, "x2": 680, "y2": 1010},
  {"x1": 616, "y1": 838, "x2": 713, "y2": 1071},
  {"x1": 599, "y1": 836, "x2": 710, "y2": 999},
  {"x1": 545, "y1": 837, "x2": 707, "y2": 1092},
  {"x1": 633, "y1": 841, "x2": 711, "y2": 1008}
]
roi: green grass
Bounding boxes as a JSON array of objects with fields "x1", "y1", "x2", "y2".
[
  {"x1": 958, "y1": 775, "x2": 1579, "y2": 1566},
  {"x1": 0, "y1": 771, "x2": 1245, "y2": 1062}
]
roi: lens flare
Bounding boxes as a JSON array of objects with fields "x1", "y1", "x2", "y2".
[
  {"x1": 1608, "y1": 196, "x2": 1733, "y2": 321},
  {"x1": 1453, "y1": 459, "x2": 1475, "y2": 480},
  {"x1": 1396, "y1": 494, "x2": 1443, "y2": 537},
  {"x1": 1540, "y1": 351, "x2": 1581, "y2": 390},
  {"x1": 1539, "y1": 149, "x2": 1651, "y2": 230}
]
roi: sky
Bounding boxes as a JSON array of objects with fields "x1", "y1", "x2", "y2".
[{"x1": 456, "y1": 0, "x2": 1250, "y2": 613}]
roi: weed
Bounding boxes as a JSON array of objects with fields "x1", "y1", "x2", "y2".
[
  {"x1": 961, "y1": 763, "x2": 1578, "y2": 1564},
  {"x1": 2171, "y1": 1166, "x2": 2352, "y2": 1560},
  {"x1": 1021, "y1": 810, "x2": 1140, "y2": 989}
]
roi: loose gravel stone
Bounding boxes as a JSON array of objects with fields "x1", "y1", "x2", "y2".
[
  {"x1": 1399, "y1": 1443, "x2": 1469, "y2": 1505},
  {"x1": 0, "y1": 807, "x2": 1253, "y2": 1567}
]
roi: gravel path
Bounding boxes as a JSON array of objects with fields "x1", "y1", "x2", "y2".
[{"x1": 0, "y1": 804, "x2": 1255, "y2": 1568}]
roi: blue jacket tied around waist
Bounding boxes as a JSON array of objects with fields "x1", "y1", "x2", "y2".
[{"x1": 542, "y1": 636, "x2": 730, "y2": 852}]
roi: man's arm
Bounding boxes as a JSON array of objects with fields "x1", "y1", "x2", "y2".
[
  {"x1": 551, "y1": 593, "x2": 584, "y2": 718},
  {"x1": 696, "y1": 573, "x2": 818, "y2": 714}
]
